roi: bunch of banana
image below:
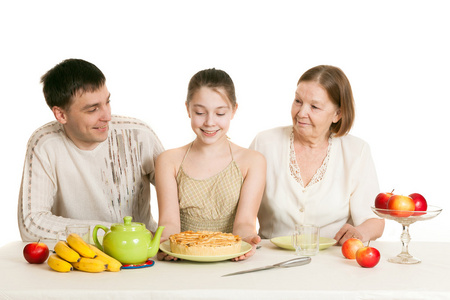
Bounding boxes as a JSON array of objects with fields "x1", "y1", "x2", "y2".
[{"x1": 48, "y1": 233, "x2": 122, "y2": 273}]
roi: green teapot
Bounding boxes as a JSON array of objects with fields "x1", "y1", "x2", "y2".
[{"x1": 93, "y1": 216, "x2": 164, "y2": 264}]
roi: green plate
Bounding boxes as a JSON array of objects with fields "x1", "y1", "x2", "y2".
[
  {"x1": 270, "y1": 236, "x2": 336, "y2": 251},
  {"x1": 159, "y1": 240, "x2": 252, "y2": 262}
]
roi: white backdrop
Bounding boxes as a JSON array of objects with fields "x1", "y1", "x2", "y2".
[{"x1": 1, "y1": 0, "x2": 449, "y2": 248}]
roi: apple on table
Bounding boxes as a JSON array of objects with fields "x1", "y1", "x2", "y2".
[
  {"x1": 23, "y1": 241, "x2": 50, "y2": 264},
  {"x1": 342, "y1": 238, "x2": 364, "y2": 259},
  {"x1": 356, "y1": 243, "x2": 380, "y2": 268}
]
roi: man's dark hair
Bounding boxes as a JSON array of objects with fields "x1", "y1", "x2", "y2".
[{"x1": 41, "y1": 58, "x2": 106, "y2": 110}]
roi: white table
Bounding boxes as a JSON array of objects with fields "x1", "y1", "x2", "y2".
[{"x1": 1, "y1": 239, "x2": 449, "y2": 299}]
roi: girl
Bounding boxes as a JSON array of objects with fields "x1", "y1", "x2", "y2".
[{"x1": 156, "y1": 68, "x2": 266, "y2": 261}]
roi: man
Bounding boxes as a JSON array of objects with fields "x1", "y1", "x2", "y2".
[{"x1": 18, "y1": 58, "x2": 164, "y2": 241}]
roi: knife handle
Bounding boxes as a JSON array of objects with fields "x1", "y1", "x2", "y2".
[{"x1": 274, "y1": 257, "x2": 311, "y2": 268}]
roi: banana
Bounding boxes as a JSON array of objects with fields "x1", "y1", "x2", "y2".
[
  {"x1": 54, "y1": 241, "x2": 81, "y2": 262},
  {"x1": 72, "y1": 257, "x2": 107, "y2": 273},
  {"x1": 88, "y1": 244, "x2": 122, "y2": 272},
  {"x1": 47, "y1": 254, "x2": 73, "y2": 272},
  {"x1": 67, "y1": 233, "x2": 97, "y2": 258}
]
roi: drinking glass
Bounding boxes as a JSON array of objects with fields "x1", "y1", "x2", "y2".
[
  {"x1": 57, "y1": 224, "x2": 91, "y2": 243},
  {"x1": 292, "y1": 224, "x2": 320, "y2": 256}
]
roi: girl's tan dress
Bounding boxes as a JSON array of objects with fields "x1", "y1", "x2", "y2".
[{"x1": 176, "y1": 142, "x2": 243, "y2": 233}]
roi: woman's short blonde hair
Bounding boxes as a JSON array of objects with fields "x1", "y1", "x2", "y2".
[{"x1": 298, "y1": 65, "x2": 355, "y2": 137}]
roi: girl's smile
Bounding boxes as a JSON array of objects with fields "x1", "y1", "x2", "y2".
[{"x1": 201, "y1": 128, "x2": 221, "y2": 136}]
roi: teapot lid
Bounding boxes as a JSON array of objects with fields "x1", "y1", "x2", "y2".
[{"x1": 111, "y1": 216, "x2": 146, "y2": 232}]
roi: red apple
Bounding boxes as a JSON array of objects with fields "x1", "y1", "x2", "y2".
[
  {"x1": 342, "y1": 238, "x2": 364, "y2": 259},
  {"x1": 387, "y1": 194, "x2": 415, "y2": 217},
  {"x1": 409, "y1": 193, "x2": 428, "y2": 216},
  {"x1": 23, "y1": 241, "x2": 50, "y2": 264},
  {"x1": 356, "y1": 244, "x2": 380, "y2": 268},
  {"x1": 374, "y1": 190, "x2": 395, "y2": 209}
]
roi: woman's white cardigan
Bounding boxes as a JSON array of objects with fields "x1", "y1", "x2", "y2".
[{"x1": 250, "y1": 126, "x2": 380, "y2": 239}]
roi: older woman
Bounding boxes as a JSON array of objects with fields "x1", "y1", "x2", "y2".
[{"x1": 250, "y1": 65, "x2": 384, "y2": 245}]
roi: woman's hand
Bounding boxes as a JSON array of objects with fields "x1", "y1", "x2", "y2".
[
  {"x1": 157, "y1": 250, "x2": 179, "y2": 261},
  {"x1": 231, "y1": 235, "x2": 261, "y2": 261},
  {"x1": 334, "y1": 218, "x2": 385, "y2": 245},
  {"x1": 334, "y1": 224, "x2": 362, "y2": 245}
]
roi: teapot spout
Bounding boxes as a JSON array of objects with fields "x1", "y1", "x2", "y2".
[{"x1": 148, "y1": 226, "x2": 165, "y2": 258}]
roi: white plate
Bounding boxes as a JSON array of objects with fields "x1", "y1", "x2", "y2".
[
  {"x1": 159, "y1": 240, "x2": 252, "y2": 262},
  {"x1": 270, "y1": 236, "x2": 336, "y2": 251}
]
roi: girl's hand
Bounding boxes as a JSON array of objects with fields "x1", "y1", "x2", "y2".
[{"x1": 231, "y1": 235, "x2": 261, "y2": 261}]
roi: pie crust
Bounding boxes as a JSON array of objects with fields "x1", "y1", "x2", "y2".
[{"x1": 169, "y1": 231, "x2": 242, "y2": 256}]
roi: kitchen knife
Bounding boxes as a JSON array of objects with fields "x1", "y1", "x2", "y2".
[{"x1": 222, "y1": 256, "x2": 311, "y2": 277}]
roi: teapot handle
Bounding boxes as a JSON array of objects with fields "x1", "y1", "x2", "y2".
[{"x1": 93, "y1": 225, "x2": 109, "y2": 251}]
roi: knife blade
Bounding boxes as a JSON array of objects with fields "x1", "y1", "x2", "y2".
[{"x1": 222, "y1": 256, "x2": 311, "y2": 277}]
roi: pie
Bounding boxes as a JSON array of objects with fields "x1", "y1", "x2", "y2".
[{"x1": 169, "y1": 231, "x2": 242, "y2": 256}]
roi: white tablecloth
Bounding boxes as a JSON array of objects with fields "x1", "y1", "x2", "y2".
[{"x1": 1, "y1": 239, "x2": 449, "y2": 299}]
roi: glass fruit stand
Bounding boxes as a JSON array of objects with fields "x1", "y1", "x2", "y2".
[{"x1": 371, "y1": 206, "x2": 442, "y2": 264}]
